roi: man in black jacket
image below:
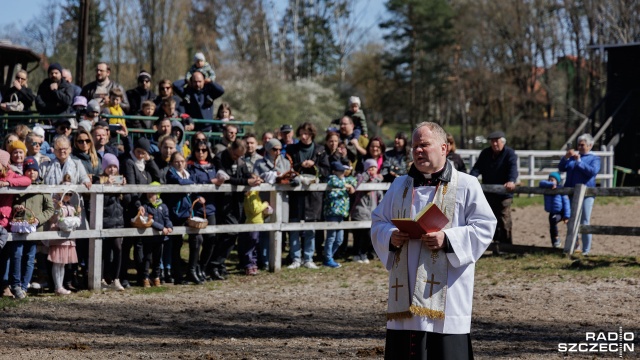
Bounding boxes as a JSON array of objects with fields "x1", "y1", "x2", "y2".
[
  {"x1": 209, "y1": 140, "x2": 263, "y2": 279},
  {"x1": 126, "y1": 70, "x2": 156, "y2": 116},
  {"x1": 35, "y1": 63, "x2": 74, "y2": 115},
  {"x1": 469, "y1": 131, "x2": 518, "y2": 246},
  {"x1": 285, "y1": 122, "x2": 330, "y2": 269}
]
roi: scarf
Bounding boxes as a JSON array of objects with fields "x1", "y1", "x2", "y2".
[
  {"x1": 387, "y1": 161, "x2": 458, "y2": 321},
  {"x1": 130, "y1": 151, "x2": 145, "y2": 172}
]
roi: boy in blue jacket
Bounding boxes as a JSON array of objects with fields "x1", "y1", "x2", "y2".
[
  {"x1": 539, "y1": 172, "x2": 571, "y2": 248},
  {"x1": 137, "y1": 182, "x2": 173, "y2": 287}
]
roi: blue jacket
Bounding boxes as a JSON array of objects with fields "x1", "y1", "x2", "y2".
[
  {"x1": 558, "y1": 152, "x2": 600, "y2": 188},
  {"x1": 138, "y1": 199, "x2": 173, "y2": 239},
  {"x1": 539, "y1": 180, "x2": 571, "y2": 218},
  {"x1": 187, "y1": 162, "x2": 218, "y2": 218},
  {"x1": 164, "y1": 167, "x2": 197, "y2": 222}
]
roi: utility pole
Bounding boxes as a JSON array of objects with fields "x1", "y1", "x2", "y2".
[{"x1": 75, "y1": 0, "x2": 90, "y2": 86}]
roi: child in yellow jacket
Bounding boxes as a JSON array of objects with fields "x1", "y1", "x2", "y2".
[{"x1": 239, "y1": 190, "x2": 271, "y2": 275}]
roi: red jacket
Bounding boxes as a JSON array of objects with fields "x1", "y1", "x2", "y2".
[{"x1": 0, "y1": 169, "x2": 32, "y2": 228}]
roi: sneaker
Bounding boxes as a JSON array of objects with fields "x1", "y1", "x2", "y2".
[
  {"x1": 101, "y1": 279, "x2": 109, "y2": 290},
  {"x1": 11, "y1": 286, "x2": 27, "y2": 300},
  {"x1": 303, "y1": 261, "x2": 320, "y2": 269},
  {"x1": 142, "y1": 279, "x2": 151, "y2": 288},
  {"x1": 55, "y1": 288, "x2": 71, "y2": 296},
  {"x1": 29, "y1": 282, "x2": 42, "y2": 290},
  {"x1": 362, "y1": 256, "x2": 370, "y2": 264},
  {"x1": 322, "y1": 259, "x2": 341, "y2": 268},
  {"x1": 109, "y1": 279, "x2": 125, "y2": 291},
  {"x1": 287, "y1": 260, "x2": 302, "y2": 269},
  {"x1": 153, "y1": 278, "x2": 162, "y2": 287},
  {"x1": 353, "y1": 255, "x2": 364, "y2": 264},
  {"x1": 552, "y1": 240, "x2": 562, "y2": 249}
]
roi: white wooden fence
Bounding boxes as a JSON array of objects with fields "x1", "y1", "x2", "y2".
[{"x1": 457, "y1": 147, "x2": 615, "y2": 187}]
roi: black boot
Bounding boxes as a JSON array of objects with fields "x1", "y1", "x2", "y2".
[
  {"x1": 211, "y1": 267, "x2": 227, "y2": 281},
  {"x1": 187, "y1": 269, "x2": 204, "y2": 285},
  {"x1": 196, "y1": 265, "x2": 207, "y2": 282},
  {"x1": 164, "y1": 268, "x2": 174, "y2": 284}
]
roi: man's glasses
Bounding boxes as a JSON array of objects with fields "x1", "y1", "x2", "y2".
[
  {"x1": 76, "y1": 139, "x2": 91, "y2": 144},
  {"x1": 55, "y1": 147, "x2": 70, "y2": 152},
  {"x1": 31, "y1": 142, "x2": 43, "y2": 147}
]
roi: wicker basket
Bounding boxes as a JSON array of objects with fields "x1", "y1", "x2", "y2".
[
  {"x1": 131, "y1": 208, "x2": 154, "y2": 228},
  {"x1": 57, "y1": 189, "x2": 83, "y2": 232},
  {"x1": 186, "y1": 200, "x2": 208, "y2": 229},
  {"x1": 10, "y1": 207, "x2": 38, "y2": 234}
]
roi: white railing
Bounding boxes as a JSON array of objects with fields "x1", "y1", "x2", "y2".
[
  {"x1": 2, "y1": 183, "x2": 392, "y2": 290},
  {"x1": 457, "y1": 146, "x2": 615, "y2": 188}
]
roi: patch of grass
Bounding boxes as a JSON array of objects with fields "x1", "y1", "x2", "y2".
[
  {"x1": 477, "y1": 253, "x2": 640, "y2": 282},
  {"x1": 595, "y1": 196, "x2": 634, "y2": 206},
  {"x1": 0, "y1": 297, "x2": 27, "y2": 309},
  {"x1": 512, "y1": 195, "x2": 544, "y2": 208}
]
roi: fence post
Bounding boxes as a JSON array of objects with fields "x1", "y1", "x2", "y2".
[
  {"x1": 564, "y1": 184, "x2": 586, "y2": 254},
  {"x1": 88, "y1": 188, "x2": 104, "y2": 291},
  {"x1": 269, "y1": 188, "x2": 285, "y2": 272},
  {"x1": 528, "y1": 154, "x2": 535, "y2": 197}
]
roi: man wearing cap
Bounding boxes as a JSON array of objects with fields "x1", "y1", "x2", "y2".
[
  {"x1": 469, "y1": 130, "x2": 518, "y2": 247},
  {"x1": 174, "y1": 71, "x2": 224, "y2": 132},
  {"x1": 371, "y1": 122, "x2": 496, "y2": 359},
  {"x1": 126, "y1": 70, "x2": 156, "y2": 116},
  {"x1": 278, "y1": 124, "x2": 298, "y2": 157},
  {"x1": 81, "y1": 62, "x2": 130, "y2": 113},
  {"x1": 35, "y1": 63, "x2": 75, "y2": 115}
]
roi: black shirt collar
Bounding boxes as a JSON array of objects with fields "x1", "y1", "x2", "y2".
[{"x1": 408, "y1": 160, "x2": 453, "y2": 187}]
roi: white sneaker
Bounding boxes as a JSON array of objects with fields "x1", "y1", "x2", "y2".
[
  {"x1": 302, "y1": 261, "x2": 319, "y2": 269},
  {"x1": 29, "y1": 282, "x2": 42, "y2": 290},
  {"x1": 287, "y1": 260, "x2": 302, "y2": 269},
  {"x1": 101, "y1": 279, "x2": 109, "y2": 290},
  {"x1": 362, "y1": 257, "x2": 370, "y2": 264},
  {"x1": 353, "y1": 255, "x2": 364, "y2": 264},
  {"x1": 109, "y1": 279, "x2": 125, "y2": 291}
]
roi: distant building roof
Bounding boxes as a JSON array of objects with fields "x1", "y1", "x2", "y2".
[{"x1": 0, "y1": 40, "x2": 40, "y2": 65}]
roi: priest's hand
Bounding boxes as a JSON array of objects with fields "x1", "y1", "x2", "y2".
[
  {"x1": 390, "y1": 230, "x2": 409, "y2": 249},
  {"x1": 421, "y1": 231, "x2": 445, "y2": 250}
]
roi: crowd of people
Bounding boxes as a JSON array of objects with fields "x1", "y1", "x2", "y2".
[{"x1": 0, "y1": 56, "x2": 601, "y2": 301}]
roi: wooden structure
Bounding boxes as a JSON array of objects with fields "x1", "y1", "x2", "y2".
[{"x1": 0, "y1": 40, "x2": 40, "y2": 88}]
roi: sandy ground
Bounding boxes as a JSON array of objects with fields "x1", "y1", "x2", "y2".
[{"x1": 1, "y1": 198, "x2": 639, "y2": 359}]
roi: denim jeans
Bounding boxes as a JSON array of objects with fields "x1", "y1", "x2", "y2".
[
  {"x1": 10, "y1": 241, "x2": 37, "y2": 291},
  {"x1": 238, "y1": 231, "x2": 259, "y2": 269},
  {"x1": 289, "y1": 218, "x2": 315, "y2": 263},
  {"x1": 580, "y1": 196, "x2": 595, "y2": 253},
  {"x1": 324, "y1": 216, "x2": 344, "y2": 260},
  {"x1": 257, "y1": 232, "x2": 269, "y2": 268}
]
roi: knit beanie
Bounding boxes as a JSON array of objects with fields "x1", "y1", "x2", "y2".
[
  {"x1": 23, "y1": 157, "x2": 39, "y2": 173},
  {"x1": 0, "y1": 150, "x2": 10, "y2": 168},
  {"x1": 194, "y1": 52, "x2": 206, "y2": 62},
  {"x1": 134, "y1": 137, "x2": 151, "y2": 154},
  {"x1": 101, "y1": 153, "x2": 120, "y2": 172},
  {"x1": 8, "y1": 140, "x2": 27, "y2": 155},
  {"x1": 363, "y1": 158, "x2": 378, "y2": 171},
  {"x1": 48, "y1": 63, "x2": 63, "y2": 74},
  {"x1": 348, "y1": 96, "x2": 361, "y2": 107},
  {"x1": 264, "y1": 138, "x2": 282, "y2": 153},
  {"x1": 137, "y1": 70, "x2": 151, "y2": 83},
  {"x1": 549, "y1": 172, "x2": 562, "y2": 184},
  {"x1": 32, "y1": 126, "x2": 46, "y2": 138}
]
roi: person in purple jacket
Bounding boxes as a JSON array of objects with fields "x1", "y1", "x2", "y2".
[
  {"x1": 558, "y1": 133, "x2": 600, "y2": 255},
  {"x1": 539, "y1": 172, "x2": 571, "y2": 248}
]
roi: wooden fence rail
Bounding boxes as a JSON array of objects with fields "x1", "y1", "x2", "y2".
[{"x1": 2, "y1": 181, "x2": 637, "y2": 291}]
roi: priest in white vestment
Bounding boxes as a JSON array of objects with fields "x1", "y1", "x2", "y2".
[{"x1": 371, "y1": 122, "x2": 496, "y2": 360}]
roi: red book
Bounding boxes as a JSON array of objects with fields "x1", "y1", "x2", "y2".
[{"x1": 391, "y1": 203, "x2": 449, "y2": 239}]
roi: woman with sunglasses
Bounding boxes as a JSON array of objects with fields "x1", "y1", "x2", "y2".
[
  {"x1": 0, "y1": 70, "x2": 35, "y2": 113},
  {"x1": 25, "y1": 132, "x2": 51, "y2": 165},
  {"x1": 185, "y1": 140, "x2": 223, "y2": 282},
  {"x1": 72, "y1": 129, "x2": 102, "y2": 183}
]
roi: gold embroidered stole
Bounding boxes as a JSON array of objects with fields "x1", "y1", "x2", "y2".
[{"x1": 387, "y1": 170, "x2": 458, "y2": 320}]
